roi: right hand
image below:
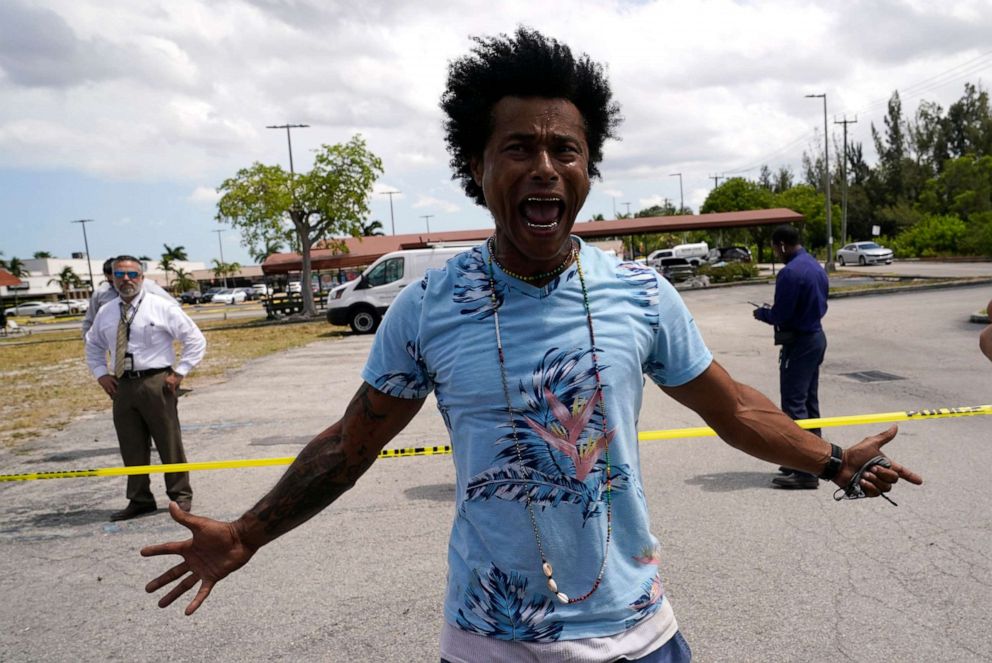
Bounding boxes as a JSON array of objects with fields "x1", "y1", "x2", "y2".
[
  {"x1": 97, "y1": 375, "x2": 118, "y2": 398},
  {"x1": 141, "y1": 502, "x2": 258, "y2": 615}
]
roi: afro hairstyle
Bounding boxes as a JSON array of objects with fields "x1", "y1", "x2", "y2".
[{"x1": 441, "y1": 27, "x2": 622, "y2": 207}]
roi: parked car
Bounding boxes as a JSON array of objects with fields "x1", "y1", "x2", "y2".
[
  {"x1": 59, "y1": 298, "x2": 90, "y2": 314},
  {"x1": 837, "y1": 241, "x2": 893, "y2": 266},
  {"x1": 179, "y1": 290, "x2": 202, "y2": 305},
  {"x1": 234, "y1": 286, "x2": 257, "y2": 301},
  {"x1": 4, "y1": 301, "x2": 68, "y2": 317},
  {"x1": 657, "y1": 257, "x2": 696, "y2": 283},
  {"x1": 199, "y1": 286, "x2": 225, "y2": 303},
  {"x1": 251, "y1": 283, "x2": 272, "y2": 298},
  {"x1": 706, "y1": 246, "x2": 752, "y2": 265},
  {"x1": 211, "y1": 288, "x2": 247, "y2": 305}
]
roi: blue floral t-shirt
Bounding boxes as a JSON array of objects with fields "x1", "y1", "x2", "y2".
[{"x1": 362, "y1": 238, "x2": 712, "y2": 642}]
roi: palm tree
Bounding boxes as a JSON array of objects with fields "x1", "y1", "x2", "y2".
[
  {"x1": 171, "y1": 267, "x2": 197, "y2": 294},
  {"x1": 48, "y1": 266, "x2": 84, "y2": 302},
  {"x1": 360, "y1": 219, "x2": 386, "y2": 237},
  {"x1": 33, "y1": 251, "x2": 53, "y2": 259},
  {"x1": 211, "y1": 259, "x2": 241, "y2": 286},
  {"x1": 3, "y1": 256, "x2": 28, "y2": 279},
  {"x1": 249, "y1": 236, "x2": 285, "y2": 264},
  {"x1": 159, "y1": 255, "x2": 176, "y2": 293},
  {"x1": 160, "y1": 244, "x2": 188, "y2": 294}
]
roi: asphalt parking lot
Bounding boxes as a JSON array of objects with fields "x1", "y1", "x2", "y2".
[{"x1": 1, "y1": 276, "x2": 991, "y2": 662}]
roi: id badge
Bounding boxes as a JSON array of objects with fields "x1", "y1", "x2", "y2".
[{"x1": 122, "y1": 353, "x2": 134, "y2": 372}]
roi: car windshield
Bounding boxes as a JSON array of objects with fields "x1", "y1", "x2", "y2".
[
  {"x1": 216, "y1": 289, "x2": 232, "y2": 294},
  {"x1": 858, "y1": 242, "x2": 881, "y2": 249}
]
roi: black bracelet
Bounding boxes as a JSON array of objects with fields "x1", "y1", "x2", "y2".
[{"x1": 818, "y1": 443, "x2": 844, "y2": 481}]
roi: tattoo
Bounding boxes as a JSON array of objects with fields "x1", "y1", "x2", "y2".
[{"x1": 355, "y1": 383, "x2": 387, "y2": 423}]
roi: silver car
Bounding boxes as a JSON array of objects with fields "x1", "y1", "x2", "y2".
[
  {"x1": 4, "y1": 301, "x2": 68, "y2": 317},
  {"x1": 837, "y1": 241, "x2": 893, "y2": 266}
]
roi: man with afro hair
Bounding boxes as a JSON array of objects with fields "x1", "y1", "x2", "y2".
[{"x1": 143, "y1": 28, "x2": 921, "y2": 662}]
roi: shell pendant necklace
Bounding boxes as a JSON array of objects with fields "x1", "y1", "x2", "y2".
[{"x1": 485, "y1": 236, "x2": 614, "y2": 605}]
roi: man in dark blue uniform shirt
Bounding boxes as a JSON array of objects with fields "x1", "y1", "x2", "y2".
[{"x1": 754, "y1": 225, "x2": 829, "y2": 489}]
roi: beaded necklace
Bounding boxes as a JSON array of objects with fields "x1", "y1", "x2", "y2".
[
  {"x1": 487, "y1": 235, "x2": 576, "y2": 283},
  {"x1": 486, "y1": 236, "x2": 613, "y2": 605}
]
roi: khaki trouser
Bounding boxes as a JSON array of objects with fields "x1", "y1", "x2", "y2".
[{"x1": 112, "y1": 370, "x2": 192, "y2": 505}]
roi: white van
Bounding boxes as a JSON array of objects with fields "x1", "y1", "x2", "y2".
[
  {"x1": 326, "y1": 245, "x2": 469, "y2": 333},
  {"x1": 647, "y1": 242, "x2": 709, "y2": 268}
]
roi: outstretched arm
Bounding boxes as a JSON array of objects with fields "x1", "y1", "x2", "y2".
[
  {"x1": 661, "y1": 361, "x2": 923, "y2": 494},
  {"x1": 141, "y1": 382, "x2": 425, "y2": 614}
]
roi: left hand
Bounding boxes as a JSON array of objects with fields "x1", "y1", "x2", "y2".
[
  {"x1": 163, "y1": 371, "x2": 183, "y2": 396},
  {"x1": 835, "y1": 425, "x2": 923, "y2": 497}
]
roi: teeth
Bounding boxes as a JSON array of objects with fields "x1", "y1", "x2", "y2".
[{"x1": 526, "y1": 221, "x2": 558, "y2": 229}]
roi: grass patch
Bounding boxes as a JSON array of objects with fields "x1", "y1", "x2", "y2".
[{"x1": 0, "y1": 319, "x2": 348, "y2": 448}]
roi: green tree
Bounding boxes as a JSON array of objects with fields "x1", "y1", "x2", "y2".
[
  {"x1": 248, "y1": 234, "x2": 287, "y2": 265},
  {"x1": 159, "y1": 244, "x2": 188, "y2": 294},
  {"x1": 32, "y1": 251, "x2": 53, "y2": 259},
  {"x1": 217, "y1": 135, "x2": 383, "y2": 316},
  {"x1": 360, "y1": 219, "x2": 386, "y2": 236},
  {"x1": 1, "y1": 256, "x2": 29, "y2": 278},
  {"x1": 774, "y1": 184, "x2": 840, "y2": 254},
  {"x1": 211, "y1": 259, "x2": 242, "y2": 285},
  {"x1": 48, "y1": 266, "x2": 84, "y2": 301},
  {"x1": 701, "y1": 178, "x2": 777, "y2": 261},
  {"x1": 171, "y1": 267, "x2": 198, "y2": 294}
]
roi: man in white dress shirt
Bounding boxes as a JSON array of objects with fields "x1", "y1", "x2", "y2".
[
  {"x1": 84, "y1": 256, "x2": 207, "y2": 521},
  {"x1": 81, "y1": 257, "x2": 173, "y2": 338}
]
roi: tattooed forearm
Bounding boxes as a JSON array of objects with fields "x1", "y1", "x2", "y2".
[{"x1": 234, "y1": 382, "x2": 426, "y2": 549}]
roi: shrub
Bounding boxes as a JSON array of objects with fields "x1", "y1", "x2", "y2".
[
  {"x1": 889, "y1": 214, "x2": 967, "y2": 257},
  {"x1": 697, "y1": 262, "x2": 759, "y2": 283}
]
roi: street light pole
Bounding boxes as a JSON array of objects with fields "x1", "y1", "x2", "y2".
[
  {"x1": 213, "y1": 228, "x2": 228, "y2": 288},
  {"x1": 381, "y1": 190, "x2": 401, "y2": 235},
  {"x1": 806, "y1": 93, "x2": 834, "y2": 270},
  {"x1": 70, "y1": 218, "x2": 96, "y2": 294},
  {"x1": 669, "y1": 173, "x2": 684, "y2": 214},
  {"x1": 420, "y1": 214, "x2": 434, "y2": 233}
]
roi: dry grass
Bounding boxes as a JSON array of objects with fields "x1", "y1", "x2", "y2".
[{"x1": 0, "y1": 319, "x2": 348, "y2": 447}]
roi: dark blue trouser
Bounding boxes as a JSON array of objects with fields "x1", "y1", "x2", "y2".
[{"x1": 779, "y1": 330, "x2": 827, "y2": 478}]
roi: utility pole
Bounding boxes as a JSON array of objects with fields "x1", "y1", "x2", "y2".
[
  {"x1": 612, "y1": 197, "x2": 617, "y2": 219},
  {"x1": 420, "y1": 214, "x2": 434, "y2": 233},
  {"x1": 381, "y1": 190, "x2": 401, "y2": 235},
  {"x1": 669, "y1": 173, "x2": 684, "y2": 214},
  {"x1": 70, "y1": 219, "x2": 96, "y2": 294},
  {"x1": 806, "y1": 93, "x2": 834, "y2": 270},
  {"x1": 834, "y1": 115, "x2": 858, "y2": 247},
  {"x1": 213, "y1": 228, "x2": 228, "y2": 288},
  {"x1": 266, "y1": 124, "x2": 310, "y2": 178},
  {"x1": 622, "y1": 202, "x2": 632, "y2": 218},
  {"x1": 709, "y1": 174, "x2": 723, "y2": 189}
]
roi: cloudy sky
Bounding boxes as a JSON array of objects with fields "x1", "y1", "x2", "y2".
[{"x1": 1, "y1": 0, "x2": 991, "y2": 265}]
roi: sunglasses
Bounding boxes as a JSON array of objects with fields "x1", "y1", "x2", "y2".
[{"x1": 113, "y1": 270, "x2": 142, "y2": 279}]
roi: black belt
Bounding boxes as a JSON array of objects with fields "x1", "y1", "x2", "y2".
[{"x1": 119, "y1": 367, "x2": 171, "y2": 380}]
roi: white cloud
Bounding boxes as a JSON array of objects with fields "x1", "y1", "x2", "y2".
[
  {"x1": 413, "y1": 195, "x2": 460, "y2": 214},
  {"x1": 188, "y1": 186, "x2": 220, "y2": 204}
]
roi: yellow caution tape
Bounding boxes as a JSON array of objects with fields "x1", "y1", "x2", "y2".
[{"x1": 1, "y1": 405, "x2": 989, "y2": 482}]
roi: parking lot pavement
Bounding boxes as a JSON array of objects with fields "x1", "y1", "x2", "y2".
[{"x1": 1, "y1": 284, "x2": 990, "y2": 661}]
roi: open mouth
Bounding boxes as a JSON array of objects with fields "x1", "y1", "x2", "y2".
[{"x1": 519, "y1": 196, "x2": 564, "y2": 230}]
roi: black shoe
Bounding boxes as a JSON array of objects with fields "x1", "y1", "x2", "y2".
[
  {"x1": 772, "y1": 474, "x2": 819, "y2": 490},
  {"x1": 110, "y1": 502, "x2": 157, "y2": 521},
  {"x1": 777, "y1": 466, "x2": 796, "y2": 476}
]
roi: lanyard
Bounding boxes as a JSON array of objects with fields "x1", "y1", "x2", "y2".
[{"x1": 120, "y1": 294, "x2": 144, "y2": 341}]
